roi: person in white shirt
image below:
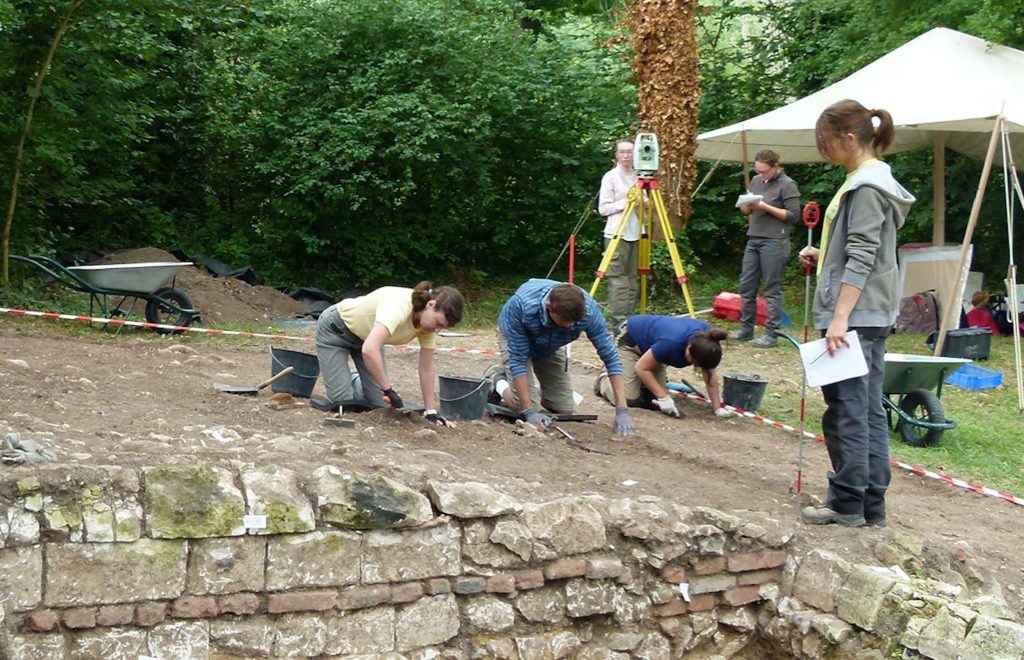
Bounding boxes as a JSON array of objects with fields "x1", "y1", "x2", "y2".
[{"x1": 597, "y1": 139, "x2": 640, "y2": 331}]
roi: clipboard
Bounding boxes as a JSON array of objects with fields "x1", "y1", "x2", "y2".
[
  {"x1": 798, "y1": 331, "x2": 869, "y2": 387},
  {"x1": 735, "y1": 193, "x2": 762, "y2": 208}
]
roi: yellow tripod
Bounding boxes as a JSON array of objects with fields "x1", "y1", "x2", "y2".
[{"x1": 590, "y1": 177, "x2": 696, "y2": 316}]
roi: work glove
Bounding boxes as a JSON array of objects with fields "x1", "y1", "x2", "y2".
[
  {"x1": 423, "y1": 409, "x2": 454, "y2": 428},
  {"x1": 714, "y1": 407, "x2": 730, "y2": 418},
  {"x1": 382, "y1": 387, "x2": 404, "y2": 409},
  {"x1": 1, "y1": 432, "x2": 56, "y2": 465},
  {"x1": 655, "y1": 395, "x2": 680, "y2": 417},
  {"x1": 613, "y1": 406, "x2": 636, "y2": 436},
  {"x1": 523, "y1": 408, "x2": 554, "y2": 430}
]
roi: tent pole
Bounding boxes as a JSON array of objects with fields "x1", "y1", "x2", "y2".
[
  {"x1": 932, "y1": 133, "x2": 946, "y2": 245},
  {"x1": 740, "y1": 129, "x2": 750, "y2": 189},
  {"x1": 1000, "y1": 120, "x2": 1024, "y2": 411},
  {"x1": 934, "y1": 116, "x2": 1003, "y2": 357}
]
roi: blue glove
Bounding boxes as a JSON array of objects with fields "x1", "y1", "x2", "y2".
[
  {"x1": 613, "y1": 406, "x2": 636, "y2": 436},
  {"x1": 382, "y1": 388, "x2": 403, "y2": 409},
  {"x1": 523, "y1": 408, "x2": 554, "y2": 430}
]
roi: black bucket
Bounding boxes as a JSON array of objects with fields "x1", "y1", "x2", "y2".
[
  {"x1": 438, "y1": 374, "x2": 489, "y2": 421},
  {"x1": 722, "y1": 373, "x2": 768, "y2": 412},
  {"x1": 270, "y1": 347, "x2": 320, "y2": 398}
]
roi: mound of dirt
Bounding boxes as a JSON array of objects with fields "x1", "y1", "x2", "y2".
[{"x1": 93, "y1": 247, "x2": 309, "y2": 327}]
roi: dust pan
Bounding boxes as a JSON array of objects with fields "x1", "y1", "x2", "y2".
[{"x1": 214, "y1": 366, "x2": 294, "y2": 396}]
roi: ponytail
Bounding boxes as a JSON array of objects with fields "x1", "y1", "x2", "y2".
[
  {"x1": 411, "y1": 281, "x2": 465, "y2": 327},
  {"x1": 689, "y1": 328, "x2": 728, "y2": 370}
]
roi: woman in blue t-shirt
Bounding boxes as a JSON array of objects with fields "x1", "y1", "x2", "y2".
[{"x1": 594, "y1": 315, "x2": 728, "y2": 417}]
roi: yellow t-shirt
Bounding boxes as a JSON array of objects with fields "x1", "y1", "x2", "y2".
[
  {"x1": 336, "y1": 287, "x2": 437, "y2": 349},
  {"x1": 817, "y1": 159, "x2": 878, "y2": 276}
]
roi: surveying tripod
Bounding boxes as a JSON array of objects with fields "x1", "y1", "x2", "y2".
[{"x1": 590, "y1": 177, "x2": 696, "y2": 316}]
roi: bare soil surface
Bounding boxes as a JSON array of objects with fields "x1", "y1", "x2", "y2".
[{"x1": 1, "y1": 251, "x2": 1021, "y2": 619}]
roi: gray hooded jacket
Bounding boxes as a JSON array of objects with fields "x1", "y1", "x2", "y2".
[{"x1": 813, "y1": 160, "x2": 915, "y2": 330}]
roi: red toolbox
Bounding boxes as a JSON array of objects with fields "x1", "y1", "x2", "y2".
[{"x1": 712, "y1": 292, "x2": 767, "y2": 326}]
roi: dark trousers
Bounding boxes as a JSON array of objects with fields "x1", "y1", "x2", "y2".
[
  {"x1": 738, "y1": 237, "x2": 789, "y2": 337},
  {"x1": 821, "y1": 328, "x2": 890, "y2": 521}
]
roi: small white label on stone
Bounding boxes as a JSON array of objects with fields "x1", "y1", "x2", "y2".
[
  {"x1": 678, "y1": 583, "x2": 690, "y2": 602},
  {"x1": 621, "y1": 479, "x2": 638, "y2": 486},
  {"x1": 243, "y1": 514, "x2": 267, "y2": 529}
]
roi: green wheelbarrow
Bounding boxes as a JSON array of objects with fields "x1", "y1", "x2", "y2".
[{"x1": 883, "y1": 353, "x2": 970, "y2": 447}]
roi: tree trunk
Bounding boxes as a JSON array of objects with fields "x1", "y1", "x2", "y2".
[
  {"x1": 2, "y1": 0, "x2": 85, "y2": 288},
  {"x1": 626, "y1": 0, "x2": 700, "y2": 237}
]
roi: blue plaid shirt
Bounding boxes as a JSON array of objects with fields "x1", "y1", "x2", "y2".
[{"x1": 498, "y1": 279, "x2": 622, "y2": 379}]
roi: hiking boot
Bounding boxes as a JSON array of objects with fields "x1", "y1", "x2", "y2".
[
  {"x1": 865, "y1": 517, "x2": 888, "y2": 528},
  {"x1": 750, "y1": 335, "x2": 778, "y2": 348},
  {"x1": 727, "y1": 329, "x2": 754, "y2": 341},
  {"x1": 801, "y1": 506, "x2": 865, "y2": 527},
  {"x1": 593, "y1": 372, "x2": 608, "y2": 398}
]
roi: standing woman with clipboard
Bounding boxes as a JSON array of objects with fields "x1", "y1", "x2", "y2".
[{"x1": 797, "y1": 100, "x2": 915, "y2": 528}]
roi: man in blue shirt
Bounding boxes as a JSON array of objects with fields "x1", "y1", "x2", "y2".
[{"x1": 495, "y1": 279, "x2": 635, "y2": 436}]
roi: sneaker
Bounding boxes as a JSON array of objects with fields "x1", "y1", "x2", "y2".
[
  {"x1": 593, "y1": 372, "x2": 608, "y2": 397},
  {"x1": 727, "y1": 330, "x2": 754, "y2": 341},
  {"x1": 483, "y1": 364, "x2": 514, "y2": 408},
  {"x1": 800, "y1": 506, "x2": 866, "y2": 527},
  {"x1": 750, "y1": 335, "x2": 778, "y2": 348},
  {"x1": 865, "y1": 518, "x2": 888, "y2": 528}
]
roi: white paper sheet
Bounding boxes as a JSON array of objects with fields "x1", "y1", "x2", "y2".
[
  {"x1": 735, "y1": 193, "x2": 763, "y2": 208},
  {"x1": 799, "y1": 331, "x2": 869, "y2": 387}
]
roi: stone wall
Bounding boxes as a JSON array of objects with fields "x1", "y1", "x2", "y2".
[{"x1": 0, "y1": 464, "x2": 1020, "y2": 659}]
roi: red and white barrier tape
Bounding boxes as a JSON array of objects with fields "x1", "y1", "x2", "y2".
[
  {"x1": 0, "y1": 307, "x2": 314, "y2": 342},
  {"x1": 5, "y1": 305, "x2": 1022, "y2": 507}
]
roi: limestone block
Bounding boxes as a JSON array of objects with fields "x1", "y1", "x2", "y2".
[
  {"x1": 689, "y1": 573, "x2": 737, "y2": 595},
  {"x1": 395, "y1": 594, "x2": 460, "y2": 651},
  {"x1": 0, "y1": 545, "x2": 41, "y2": 611},
  {"x1": 6, "y1": 633, "x2": 65, "y2": 660},
  {"x1": 611, "y1": 587, "x2": 650, "y2": 624},
  {"x1": 81, "y1": 496, "x2": 115, "y2": 543},
  {"x1": 516, "y1": 631, "x2": 582, "y2": 660},
  {"x1": 633, "y1": 631, "x2": 671, "y2": 659},
  {"x1": 272, "y1": 613, "x2": 327, "y2": 657},
  {"x1": 835, "y1": 565, "x2": 904, "y2": 631},
  {"x1": 692, "y1": 506, "x2": 742, "y2": 532},
  {"x1": 187, "y1": 536, "x2": 266, "y2": 594},
  {"x1": 792, "y1": 549, "x2": 851, "y2": 612},
  {"x1": 959, "y1": 614, "x2": 1024, "y2": 659},
  {"x1": 427, "y1": 480, "x2": 522, "y2": 518},
  {"x1": 267, "y1": 530, "x2": 362, "y2": 590},
  {"x1": 241, "y1": 465, "x2": 315, "y2": 534},
  {"x1": 522, "y1": 498, "x2": 605, "y2": 555},
  {"x1": 691, "y1": 525, "x2": 725, "y2": 556},
  {"x1": 915, "y1": 603, "x2": 975, "y2": 660},
  {"x1": 144, "y1": 466, "x2": 245, "y2": 538},
  {"x1": 309, "y1": 466, "x2": 433, "y2": 529},
  {"x1": 602, "y1": 497, "x2": 688, "y2": 543},
  {"x1": 575, "y1": 646, "x2": 630, "y2": 660},
  {"x1": 324, "y1": 606, "x2": 396, "y2": 655},
  {"x1": 565, "y1": 577, "x2": 617, "y2": 617},
  {"x1": 362, "y1": 523, "x2": 461, "y2": 584},
  {"x1": 210, "y1": 617, "x2": 274, "y2": 656},
  {"x1": 473, "y1": 636, "x2": 518, "y2": 658},
  {"x1": 515, "y1": 585, "x2": 566, "y2": 623},
  {"x1": 146, "y1": 621, "x2": 209, "y2": 659},
  {"x1": 489, "y1": 518, "x2": 533, "y2": 561},
  {"x1": 463, "y1": 541, "x2": 525, "y2": 569},
  {"x1": 7, "y1": 508, "x2": 40, "y2": 545},
  {"x1": 463, "y1": 594, "x2": 515, "y2": 632},
  {"x1": 809, "y1": 612, "x2": 852, "y2": 644},
  {"x1": 45, "y1": 539, "x2": 187, "y2": 607},
  {"x1": 41, "y1": 495, "x2": 84, "y2": 541},
  {"x1": 719, "y1": 605, "x2": 758, "y2": 632},
  {"x1": 67, "y1": 628, "x2": 147, "y2": 659},
  {"x1": 113, "y1": 501, "x2": 142, "y2": 542},
  {"x1": 604, "y1": 631, "x2": 643, "y2": 651},
  {"x1": 462, "y1": 519, "x2": 492, "y2": 544}
]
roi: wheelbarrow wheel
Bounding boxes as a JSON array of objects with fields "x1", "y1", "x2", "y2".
[
  {"x1": 145, "y1": 287, "x2": 195, "y2": 334},
  {"x1": 897, "y1": 388, "x2": 945, "y2": 447}
]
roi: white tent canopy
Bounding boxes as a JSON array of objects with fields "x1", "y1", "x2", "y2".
[{"x1": 696, "y1": 27, "x2": 1024, "y2": 165}]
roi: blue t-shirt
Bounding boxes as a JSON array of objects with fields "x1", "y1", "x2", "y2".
[{"x1": 625, "y1": 315, "x2": 710, "y2": 368}]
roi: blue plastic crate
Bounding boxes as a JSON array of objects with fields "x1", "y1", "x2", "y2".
[{"x1": 944, "y1": 363, "x2": 1003, "y2": 390}]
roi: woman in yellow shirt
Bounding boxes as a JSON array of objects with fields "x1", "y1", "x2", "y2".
[{"x1": 315, "y1": 281, "x2": 464, "y2": 425}]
